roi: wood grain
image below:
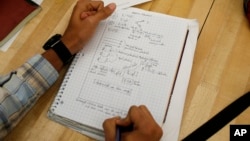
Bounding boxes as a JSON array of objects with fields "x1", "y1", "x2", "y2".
[{"x1": 1, "y1": 0, "x2": 249, "y2": 140}]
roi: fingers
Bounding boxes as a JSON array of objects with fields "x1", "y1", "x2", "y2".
[
  {"x1": 103, "y1": 105, "x2": 162, "y2": 141},
  {"x1": 80, "y1": 11, "x2": 97, "y2": 19},
  {"x1": 116, "y1": 105, "x2": 152, "y2": 127},
  {"x1": 116, "y1": 105, "x2": 138, "y2": 127},
  {"x1": 76, "y1": 0, "x2": 116, "y2": 21},
  {"x1": 86, "y1": 0, "x2": 104, "y2": 11},
  {"x1": 103, "y1": 116, "x2": 121, "y2": 141},
  {"x1": 89, "y1": 3, "x2": 116, "y2": 22},
  {"x1": 138, "y1": 105, "x2": 155, "y2": 121}
]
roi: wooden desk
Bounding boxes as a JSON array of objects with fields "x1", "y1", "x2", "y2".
[{"x1": 1, "y1": 0, "x2": 250, "y2": 140}]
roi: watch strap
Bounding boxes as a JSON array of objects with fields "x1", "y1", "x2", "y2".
[
  {"x1": 51, "y1": 40, "x2": 73, "y2": 65},
  {"x1": 43, "y1": 34, "x2": 61, "y2": 50},
  {"x1": 43, "y1": 34, "x2": 73, "y2": 65}
]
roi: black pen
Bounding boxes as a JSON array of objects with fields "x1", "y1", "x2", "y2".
[
  {"x1": 115, "y1": 125, "x2": 134, "y2": 141},
  {"x1": 115, "y1": 126, "x2": 121, "y2": 141}
]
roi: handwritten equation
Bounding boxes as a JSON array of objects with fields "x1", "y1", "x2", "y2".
[
  {"x1": 76, "y1": 9, "x2": 177, "y2": 118},
  {"x1": 107, "y1": 12, "x2": 165, "y2": 46},
  {"x1": 76, "y1": 99, "x2": 127, "y2": 117},
  {"x1": 91, "y1": 37, "x2": 167, "y2": 79}
]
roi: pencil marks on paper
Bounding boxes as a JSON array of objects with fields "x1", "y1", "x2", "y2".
[
  {"x1": 77, "y1": 10, "x2": 171, "y2": 117},
  {"x1": 107, "y1": 12, "x2": 165, "y2": 46}
]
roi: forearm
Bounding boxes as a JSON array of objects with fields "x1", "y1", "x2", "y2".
[
  {"x1": 42, "y1": 49, "x2": 64, "y2": 72},
  {"x1": 0, "y1": 1, "x2": 116, "y2": 139},
  {"x1": 0, "y1": 54, "x2": 59, "y2": 139}
]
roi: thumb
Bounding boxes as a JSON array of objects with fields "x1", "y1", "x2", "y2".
[
  {"x1": 91, "y1": 3, "x2": 116, "y2": 22},
  {"x1": 116, "y1": 116, "x2": 133, "y2": 127},
  {"x1": 103, "y1": 116, "x2": 121, "y2": 141}
]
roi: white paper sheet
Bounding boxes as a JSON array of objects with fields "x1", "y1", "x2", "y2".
[
  {"x1": 160, "y1": 20, "x2": 199, "y2": 141},
  {"x1": 48, "y1": 7, "x2": 191, "y2": 140},
  {"x1": 103, "y1": 0, "x2": 151, "y2": 10}
]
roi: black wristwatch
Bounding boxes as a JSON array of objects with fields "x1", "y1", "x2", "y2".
[{"x1": 43, "y1": 34, "x2": 74, "y2": 65}]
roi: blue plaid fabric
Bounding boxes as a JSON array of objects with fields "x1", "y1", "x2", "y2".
[{"x1": 0, "y1": 54, "x2": 58, "y2": 139}]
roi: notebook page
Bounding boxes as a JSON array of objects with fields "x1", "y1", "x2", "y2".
[{"x1": 51, "y1": 8, "x2": 188, "y2": 132}]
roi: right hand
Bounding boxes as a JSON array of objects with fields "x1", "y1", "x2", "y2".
[{"x1": 103, "y1": 105, "x2": 163, "y2": 141}]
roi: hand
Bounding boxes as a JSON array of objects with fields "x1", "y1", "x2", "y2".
[
  {"x1": 42, "y1": 1, "x2": 116, "y2": 71},
  {"x1": 61, "y1": 0, "x2": 116, "y2": 55},
  {"x1": 103, "y1": 105, "x2": 163, "y2": 141}
]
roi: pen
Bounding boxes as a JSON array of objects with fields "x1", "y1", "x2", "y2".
[
  {"x1": 115, "y1": 125, "x2": 134, "y2": 141},
  {"x1": 115, "y1": 126, "x2": 121, "y2": 141}
]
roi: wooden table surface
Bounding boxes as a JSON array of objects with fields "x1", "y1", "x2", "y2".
[{"x1": 1, "y1": 0, "x2": 250, "y2": 140}]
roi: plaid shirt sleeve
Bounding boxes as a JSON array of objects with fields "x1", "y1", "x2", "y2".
[{"x1": 0, "y1": 54, "x2": 59, "y2": 139}]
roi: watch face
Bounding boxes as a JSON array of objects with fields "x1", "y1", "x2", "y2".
[{"x1": 43, "y1": 34, "x2": 62, "y2": 50}]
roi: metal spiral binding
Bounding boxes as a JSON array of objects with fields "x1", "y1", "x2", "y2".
[{"x1": 50, "y1": 53, "x2": 82, "y2": 112}]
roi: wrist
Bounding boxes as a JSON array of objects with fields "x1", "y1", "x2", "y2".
[
  {"x1": 42, "y1": 49, "x2": 63, "y2": 72},
  {"x1": 60, "y1": 35, "x2": 81, "y2": 55},
  {"x1": 43, "y1": 34, "x2": 75, "y2": 65}
]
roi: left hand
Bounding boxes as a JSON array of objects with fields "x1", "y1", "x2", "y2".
[{"x1": 61, "y1": 0, "x2": 116, "y2": 55}]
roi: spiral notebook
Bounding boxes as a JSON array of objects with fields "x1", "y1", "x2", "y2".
[{"x1": 48, "y1": 7, "x2": 195, "y2": 140}]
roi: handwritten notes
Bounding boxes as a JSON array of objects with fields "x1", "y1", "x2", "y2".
[
  {"x1": 71, "y1": 8, "x2": 189, "y2": 123},
  {"x1": 49, "y1": 8, "x2": 189, "y2": 139}
]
